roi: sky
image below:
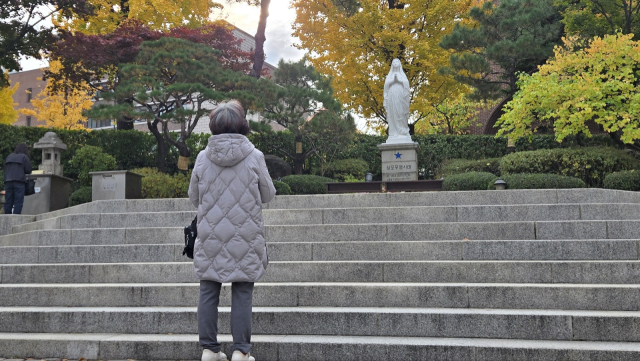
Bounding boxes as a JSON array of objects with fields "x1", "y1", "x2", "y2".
[{"x1": 215, "y1": 0, "x2": 306, "y2": 65}]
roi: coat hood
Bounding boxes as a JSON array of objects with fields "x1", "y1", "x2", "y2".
[{"x1": 206, "y1": 134, "x2": 255, "y2": 167}]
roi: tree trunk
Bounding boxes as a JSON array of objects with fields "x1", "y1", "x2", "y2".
[
  {"x1": 293, "y1": 154, "x2": 305, "y2": 175},
  {"x1": 117, "y1": 100, "x2": 135, "y2": 130},
  {"x1": 250, "y1": 0, "x2": 271, "y2": 79},
  {"x1": 147, "y1": 119, "x2": 168, "y2": 173},
  {"x1": 293, "y1": 133, "x2": 304, "y2": 174}
]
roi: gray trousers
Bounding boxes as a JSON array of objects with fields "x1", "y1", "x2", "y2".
[{"x1": 199, "y1": 280, "x2": 254, "y2": 354}]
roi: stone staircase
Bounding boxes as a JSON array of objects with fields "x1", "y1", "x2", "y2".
[{"x1": 1, "y1": 188, "x2": 640, "y2": 360}]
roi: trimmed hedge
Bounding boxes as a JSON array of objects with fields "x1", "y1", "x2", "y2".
[
  {"x1": 69, "y1": 186, "x2": 93, "y2": 206},
  {"x1": 0, "y1": 123, "x2": 622, "y2": 186},
  {"x1": 438, "y1": 158, "x2": 502, "y2": 177},
  {"x1": 273, "y1": 180, "x2": 292, "y2": 195},
  {"x1": 443, "y1": 172, "x2": 497, "y2": 191},
  {"x1": 324, "y1": 158, "x2": 369, "y2": 181},
  {"x1": 500, "y1": 147, "x2": 640, "y2": 187},
  {"x1": 603, "y1": 170, "x2": 640, "y2": 191},
  {"x1": 490, "y1": 173, "x2": 586, "y2": 190},
  {"x1": 281, "y1": 175, "x2": 334, "y2": 195}
]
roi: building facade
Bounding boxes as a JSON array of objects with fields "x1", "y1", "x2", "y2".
[{"x1": 8, "y1": 68, "x2": 46, "y2": 127}]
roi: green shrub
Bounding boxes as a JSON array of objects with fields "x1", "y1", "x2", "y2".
[
  {"x1": 324, "y1": 158, "x2": 369, "y2": 181},
  {"x1": 500, "y1": 147, "x2": 640, "y2": 187},
  {"x1": 273, "y1": 180, "x2": 292, "y2": 195},
  {"x1": 443, "y1": 172, "x2": 497, "y2": 191},
  {"x1": 281, "y1": 175, "x2": 334, "y2": 195},
  {"x1": 489, "y1": 173, "x2": 586, "y2": 190},
  {"x1": 69, "y1": 186, "x2": 92, "y2": 206},
  {"x1": 68, "y1": 146, "x2": 117, "y2": 187},
  {"x1": 132, "y1": 167, "x2": 191, "y2": 198},
  {"x1": 438, "y1": 158, "x2": 502, "y2": 177},
  {"x1": 0, "y1": 170, "x2": 4, "y2": 191},
  {"x1": 603, "y1": 170, "x2": 640, "y2": 191}
]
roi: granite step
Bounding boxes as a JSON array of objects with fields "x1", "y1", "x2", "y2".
[
  {"x1": 1, "y1": 306, "x2": 639, "y2": 341},
  {"x1": 1, "y1": 239, "x2": 639, "y2": 264},
  {"x1": 26, "y1": 189, "x2": 640, "y2": 224},
  {"x1": 2, "y1": 220, "x2": 639, "y2": 247},
  {"x1": 3, "y1": 333, "x2": 640, "y2": 360},
  {"x1": 11, "y1": 203, "x2": 640, "y2": 234},
  {"x1": 2, "y1": 282, "x2": 640, "y2": 311},
  {"x1": 3, "y1": 261, "x2": 640, "y2": 284}
]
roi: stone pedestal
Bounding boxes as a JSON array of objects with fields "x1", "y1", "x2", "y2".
[
  {"x1": 377, "y1": 142, "x2": 420, "y2": 182},
  {"x1": 90, "y1": 170, "x2": 144, "y2": 201},
  {"x1": 22, "y1": 174, "x2": 73, "y2": 215}
]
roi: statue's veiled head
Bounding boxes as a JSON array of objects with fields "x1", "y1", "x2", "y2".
[{"x1": 391, "y1": 58, "x2": 402, "y2": 71}]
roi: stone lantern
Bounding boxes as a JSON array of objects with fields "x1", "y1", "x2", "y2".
[
  {"x1": 33, "y1": 132, "x2": 67, "y2": 176},
  {"x1": 21, "y1": 132, "x2": 72, "y2": 215}
]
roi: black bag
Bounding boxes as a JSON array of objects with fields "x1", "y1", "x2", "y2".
[
  {"x1": 183, "y1": 216, "x2": 197, "y2": 259},
  {"x1": 25, "y1": 178, "x2": 36, "y2": 196}
]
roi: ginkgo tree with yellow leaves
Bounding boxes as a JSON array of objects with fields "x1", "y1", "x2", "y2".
[
  {"x1": 54, "y1": 0, "x2": 220, "y2": 34},
  {"x1": 497, "y1": 33, "x2": 640, "y2": 149},
  {"x1": 21, "y1": 60, "x2": 94, "y2": 130},
  {"x1": 292, "y1": 0, "x2": 474, "y2": 133},
  {"x1": 0, "y1": 82, "x2": 19, "y2": 125}
]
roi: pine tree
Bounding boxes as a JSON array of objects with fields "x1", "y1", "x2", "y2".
[
  {"x1": 256, "y1": 58, "x2": 353, "y2": 174},
  {"x1": 87, "y1": 37, "x2": 264, "y2": 172},
  {"x1": 439, "y1": 0, "x2": 564, "y2": 122}
]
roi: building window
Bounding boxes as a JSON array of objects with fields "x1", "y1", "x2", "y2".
[
  {"x1": 27, "y1": 88, "x2": 32, "y2": 102},
  {"x1": 26, "y1": 116, "x2": 31, "y2": 126},
  {"x1": 87, "y1": 118, "x2": 113, "y2": 129}
]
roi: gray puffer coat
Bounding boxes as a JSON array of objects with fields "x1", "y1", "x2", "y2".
[{"x1": 189, "y1": 134, "x2": 276, "y2": 283}]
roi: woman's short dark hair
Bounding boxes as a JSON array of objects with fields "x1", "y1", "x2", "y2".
[
  {"x1": 14, "y1": 143, "x2": 29, "y2": 158},
  {"x1": 209, "y1": 100, "x2": 250, "y2": 136}
]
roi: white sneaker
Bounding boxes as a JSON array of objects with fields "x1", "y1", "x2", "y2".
[
  {"x1": 202, "y1": 348, "x2": 228, "y2": 361},
  {"x1": 231, "y1": 350, "x2": 255, "y2": 361}
]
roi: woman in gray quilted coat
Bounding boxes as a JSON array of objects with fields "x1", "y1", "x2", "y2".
[{"x1": 189, "y1": 100, "x2": 276, "y2": 361}]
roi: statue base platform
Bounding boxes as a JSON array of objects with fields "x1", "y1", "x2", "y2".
[{"x1": 377, "y1": 142, "x2": 420, "y2": 182}]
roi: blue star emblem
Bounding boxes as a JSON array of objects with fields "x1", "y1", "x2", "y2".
[{"x1": 395, "y1": 152, "x2": 402, "y2": 159}]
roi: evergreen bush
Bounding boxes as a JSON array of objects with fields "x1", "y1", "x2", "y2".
[
  {"x1": 500, "y1": 147, "x2": 639, "y2": 187},
  {"x1": 273, "y1": 180, "x2": 292, "y2": 195},
  {"x1": 132, "y1": 168, "x2": 191, "y2": 198},
  {"x1": 603, "y1": 170, "x2": 640, "y2": 191},
  {"x1": 69, "y1": 186, "x2": 93, "y2": 206},
  {"x1": 489, "y1": 173, "x2": 586, "y2": 189},
  {"x1": 68, "y1": 146, "x2": 118, "y2": 187},
  {"x1": 443, "y1": 172, "x2": 497, "y2": 191},
  {"x1": 281, "y1": 175, "x2": 334, "y2": 195}
]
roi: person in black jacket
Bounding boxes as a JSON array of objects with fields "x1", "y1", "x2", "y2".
[{"x1": 3, "y1": 143, "x2": 32, "y2": 214}]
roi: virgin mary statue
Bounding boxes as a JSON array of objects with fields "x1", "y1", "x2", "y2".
[{"x1": 383, "y1": 58, "x2": 412, "y2": 144}]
